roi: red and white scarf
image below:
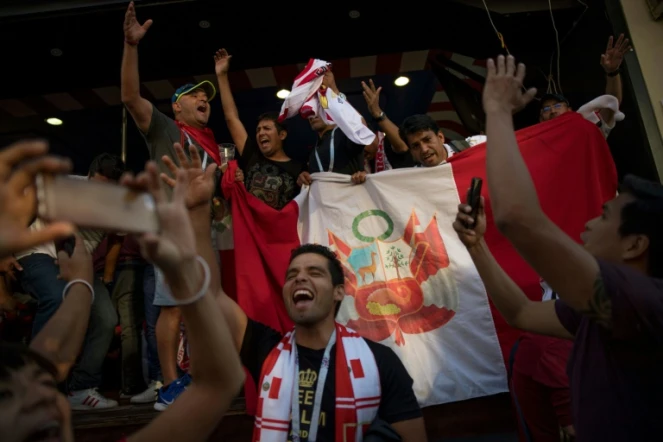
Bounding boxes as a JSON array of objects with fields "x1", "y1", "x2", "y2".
[
  {"x1": 365, "y1": 131, "x2": 392, "y2": 174},
  {"x1": 253, "y1": 323, "x2": 380, "y2": 442},
  {"x1": 175, "y1": 121, "x2": 221, "y2": 165},
  {"x1": 278, "y1": 59, "x2": 376, "y2": 147}
]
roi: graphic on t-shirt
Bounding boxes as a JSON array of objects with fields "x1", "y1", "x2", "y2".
[
  {"x1": 286, "y1": 367, "x2": 328, "y2": 441},
  {"x1": 328, "y1": 209, "x2": 458, "y2": 345},
  {"x1": 245, "y1": 161, "x2": 298, "y2": 210}
]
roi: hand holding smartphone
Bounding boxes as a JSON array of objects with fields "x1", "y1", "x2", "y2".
[
  {"x1": 36, "y1": 174, "x2": 160, "y2": 234},
  {"x1": 465, "y1": 177, "x2": 483, "y2": 229}
]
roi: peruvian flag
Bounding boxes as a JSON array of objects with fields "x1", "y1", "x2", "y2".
[{"x1": 221, "y1": 111, "x2": 617, "y2": 412}]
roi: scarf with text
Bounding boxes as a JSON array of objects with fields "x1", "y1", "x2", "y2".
[{"x1": 253, "y1": 323, "x2": 380, "y2": 442}]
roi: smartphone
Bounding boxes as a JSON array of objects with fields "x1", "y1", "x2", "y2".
[
  {"x1": 465, "y1": 177, "x2": 483, "y2": 229},
  {"x1": 36, "y1": 174, "x2": 159, "y2": 234}
]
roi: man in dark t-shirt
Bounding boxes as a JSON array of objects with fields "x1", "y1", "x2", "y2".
[
  {"x1": 241, "y1": 319, "x2": 421, "y2": 441},
  {"x1": 214, "y1": 243, "x2": 426, "y2": 441},
  {"x1": 237, "y1": 125, "x2": 304, "y2": 210},
  {"x1": 462, "y1": 54, "x2": 663, "y2": 442},
  {"x1": 215, "y1": 49, "x2": 304, "y2": 210}
]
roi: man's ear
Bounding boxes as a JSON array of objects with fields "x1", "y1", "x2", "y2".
[
  {"x1": 333, "y1": 285, "x2": 345, "y2": 303},
  {"x1": 172, "y1": 102, "x2": 181, "y2": 114},
  {"x1": 279, "y1": 130, "x2": 288, "y2": 141},
  {"x1": 622, "y1": 234, "x2": 650, "y2": 261},
  {"x1": 437, "y1": 130, "x2": 445, "y2": 144}
]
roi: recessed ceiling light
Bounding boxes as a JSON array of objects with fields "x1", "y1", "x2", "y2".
[
  {"x1": 394, "y1": 76, "x2": 410, "y2": 86},
  {"x1": 276, "y1": 89, "x2": 290, "y2": 99},
  {"x1": 46, "y1": 117, "x2": 63, "y2": 126},
  {"x1": 50, "y1": 48, "x2": 63, "y2": 57},
  {"x1": 349, "y1": 10, "x2": 360, "y2": 18},
  {"x1": 199, "y1": 20, "x2": 210, "y2": 28}
]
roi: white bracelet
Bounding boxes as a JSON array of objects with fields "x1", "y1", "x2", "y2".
[
  {"x1": 166, "y1": 256, "x2": 211, "y2": 306},
  {"x1": 62, "y1": 279, "x2": 95, "y2": 305}
]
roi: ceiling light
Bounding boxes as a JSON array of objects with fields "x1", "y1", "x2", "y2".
[
  {"x1": 349, "y1": 10, "x2": 360, "y2": 18},
  {"x1": 50, "y1": 48, "x2": 63, "y2": 57},
  {"x1": 394, "y1": 76, "x2": 410, "y2": 86},
  {"x1": 276, "y1": 89, "x2": 290, "y2": 99},
  {"x1": 46, "y1": 118, "x2": 63, "y2": 126},
  {"x1": 199, "y1": 20, "x2": 210, "y2": 28}
]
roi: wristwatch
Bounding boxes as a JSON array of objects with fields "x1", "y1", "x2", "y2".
[
  {"x1": 607, "y1": 69, "x2": 620, "y2": 77},
  {"x1": 373, "y1": 111, "x2": 386, "y2": 122}
]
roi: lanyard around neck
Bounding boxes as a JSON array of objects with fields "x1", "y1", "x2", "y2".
[
  {"x1": 183, "y1": 132, "x2": 208, "y2": 169},
  {"x1": 290, "y1": 329, "x2": 336, "y2": 442},
  {"x1": 314, "y1": 127, "x2": 337, "y2": 173}
]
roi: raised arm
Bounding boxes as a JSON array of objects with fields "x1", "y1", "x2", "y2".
[
  {"x1": 214, "y1": 49, "x2": 249, "y2": 154},
  {"x1": 126, "y1": 163, "x2": 244, "y2": 442},
  {"x1": 0, "y1": 140, "x2": 74, "y2": 260},
  {"x1": 599, "y1": 34, "x2": 630, "y2": 123},
  {"x1": 30, "y1": 235, "x2": 97, "y2": 381},
  {"x1": 160, "y1": 144, "x2": 248, "y2": 350},
  {"x1": 120, "y1": 1, "x2": 154, "y2": 134},
  {"x1": 453, "y1": 197, "x2": 572, "y2": 339},
  {"x1": 483, "y1": 55, "x2": 600, "y2": 315},
  {"x1": 362, "y1": 79, "x2": 409, "y2": 153}
]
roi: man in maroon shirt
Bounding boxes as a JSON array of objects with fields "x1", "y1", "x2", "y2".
[{"x1": 454, "y1": 54, "x2": 663, "y2": 442}]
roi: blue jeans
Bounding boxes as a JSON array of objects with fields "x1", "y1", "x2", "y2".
[
  {"x1": 18, "y1": 253, "x2": 117, "y2": 391},
  {"x1": 143, "y1": 265, "x2": 162, "y2": 381}
]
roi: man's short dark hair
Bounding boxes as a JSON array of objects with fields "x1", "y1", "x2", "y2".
[
  {"x1": 290, "y1": 244, "x2": 345, "y2": 315},
  {"x1": 88, "y1": 153, "x2": 125, "y2": 181},
  {"x1": 540, "y1": 93, "x2": 570, "y2": 109},
  {"x1": 258, "y1": 112, "x2": 287, "y2": 134},
  {"x1": 0, "y1": 343, "x2": 58, "y2": 382},
  {"x1": 399, "y1": 114, "x2": 441, "y2": 144},
  {"x1": 618, "y1": 174, "x2": 663, "y2": 278}
]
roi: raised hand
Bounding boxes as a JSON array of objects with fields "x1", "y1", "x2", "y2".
[
  {"x1": 214, "y1": 49, "x2": 232, "y2": 76},
  {"x1": 601, "y1": 34, "x2": 631, "y2": 74},
  {"x1": 322, "y1": 69, "x2": 337, "y2": 91},
  {"x1": 124, "y1": 1, "x2": 153, "y2": 44},
  {"x1": 361, "y1": 79, "x2": 383, "y2": 119},
  {"x1": 161, "y1": 143, "x2": 217, "y2": 210},
  {"x1": 452, "y1": 196, "x2": 487, "y2": 250},
  {"x1": 0, "y1": 140, "x2": 74, "y2": 259},
  {"x1": 122, "y1": 163, "x2": 197, "y2": 277},
  {"x1": 482, "y1": 55, "x2": 537, "y2": 115}
]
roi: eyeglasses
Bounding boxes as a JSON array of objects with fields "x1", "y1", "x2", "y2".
[{"x1": 541, "y1": 102, "x2": 566, "y2": 114}]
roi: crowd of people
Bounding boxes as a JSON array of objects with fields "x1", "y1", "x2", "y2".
[{"x1": 0, "y1": 2, "x2": 661, "y2": 442}]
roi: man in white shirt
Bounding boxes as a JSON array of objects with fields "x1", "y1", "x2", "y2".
[{"x1": 15, "y1": 153, "x2": 124, "y2": 410}]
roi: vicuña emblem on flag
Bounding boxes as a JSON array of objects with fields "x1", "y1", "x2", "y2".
[{"x1": 328, "y1": 209, "x2": 458, "y2": 346}]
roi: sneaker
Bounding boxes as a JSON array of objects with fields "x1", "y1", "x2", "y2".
[
  {"x1": 153, "y1": 373, "x2": 191, "y2": 411},
  {"x1": 129, "y1": 380, "x2": 163, "y2": 404},
  {"x1": 68, "y1": 388, "x2": 119, "y2": 411}
]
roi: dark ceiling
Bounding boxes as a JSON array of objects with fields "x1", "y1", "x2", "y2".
[{"x1": 0, "y1": 0, "x2": 656, "y2": 181}]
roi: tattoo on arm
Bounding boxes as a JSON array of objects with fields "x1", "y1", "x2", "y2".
[{"x1": 581, "y1": 274, "x2": 613, "y2": 329}]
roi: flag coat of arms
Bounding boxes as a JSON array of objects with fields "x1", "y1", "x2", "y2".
[{"x1": 221, "y1": 111, "x2": 618, "y2": 412}]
